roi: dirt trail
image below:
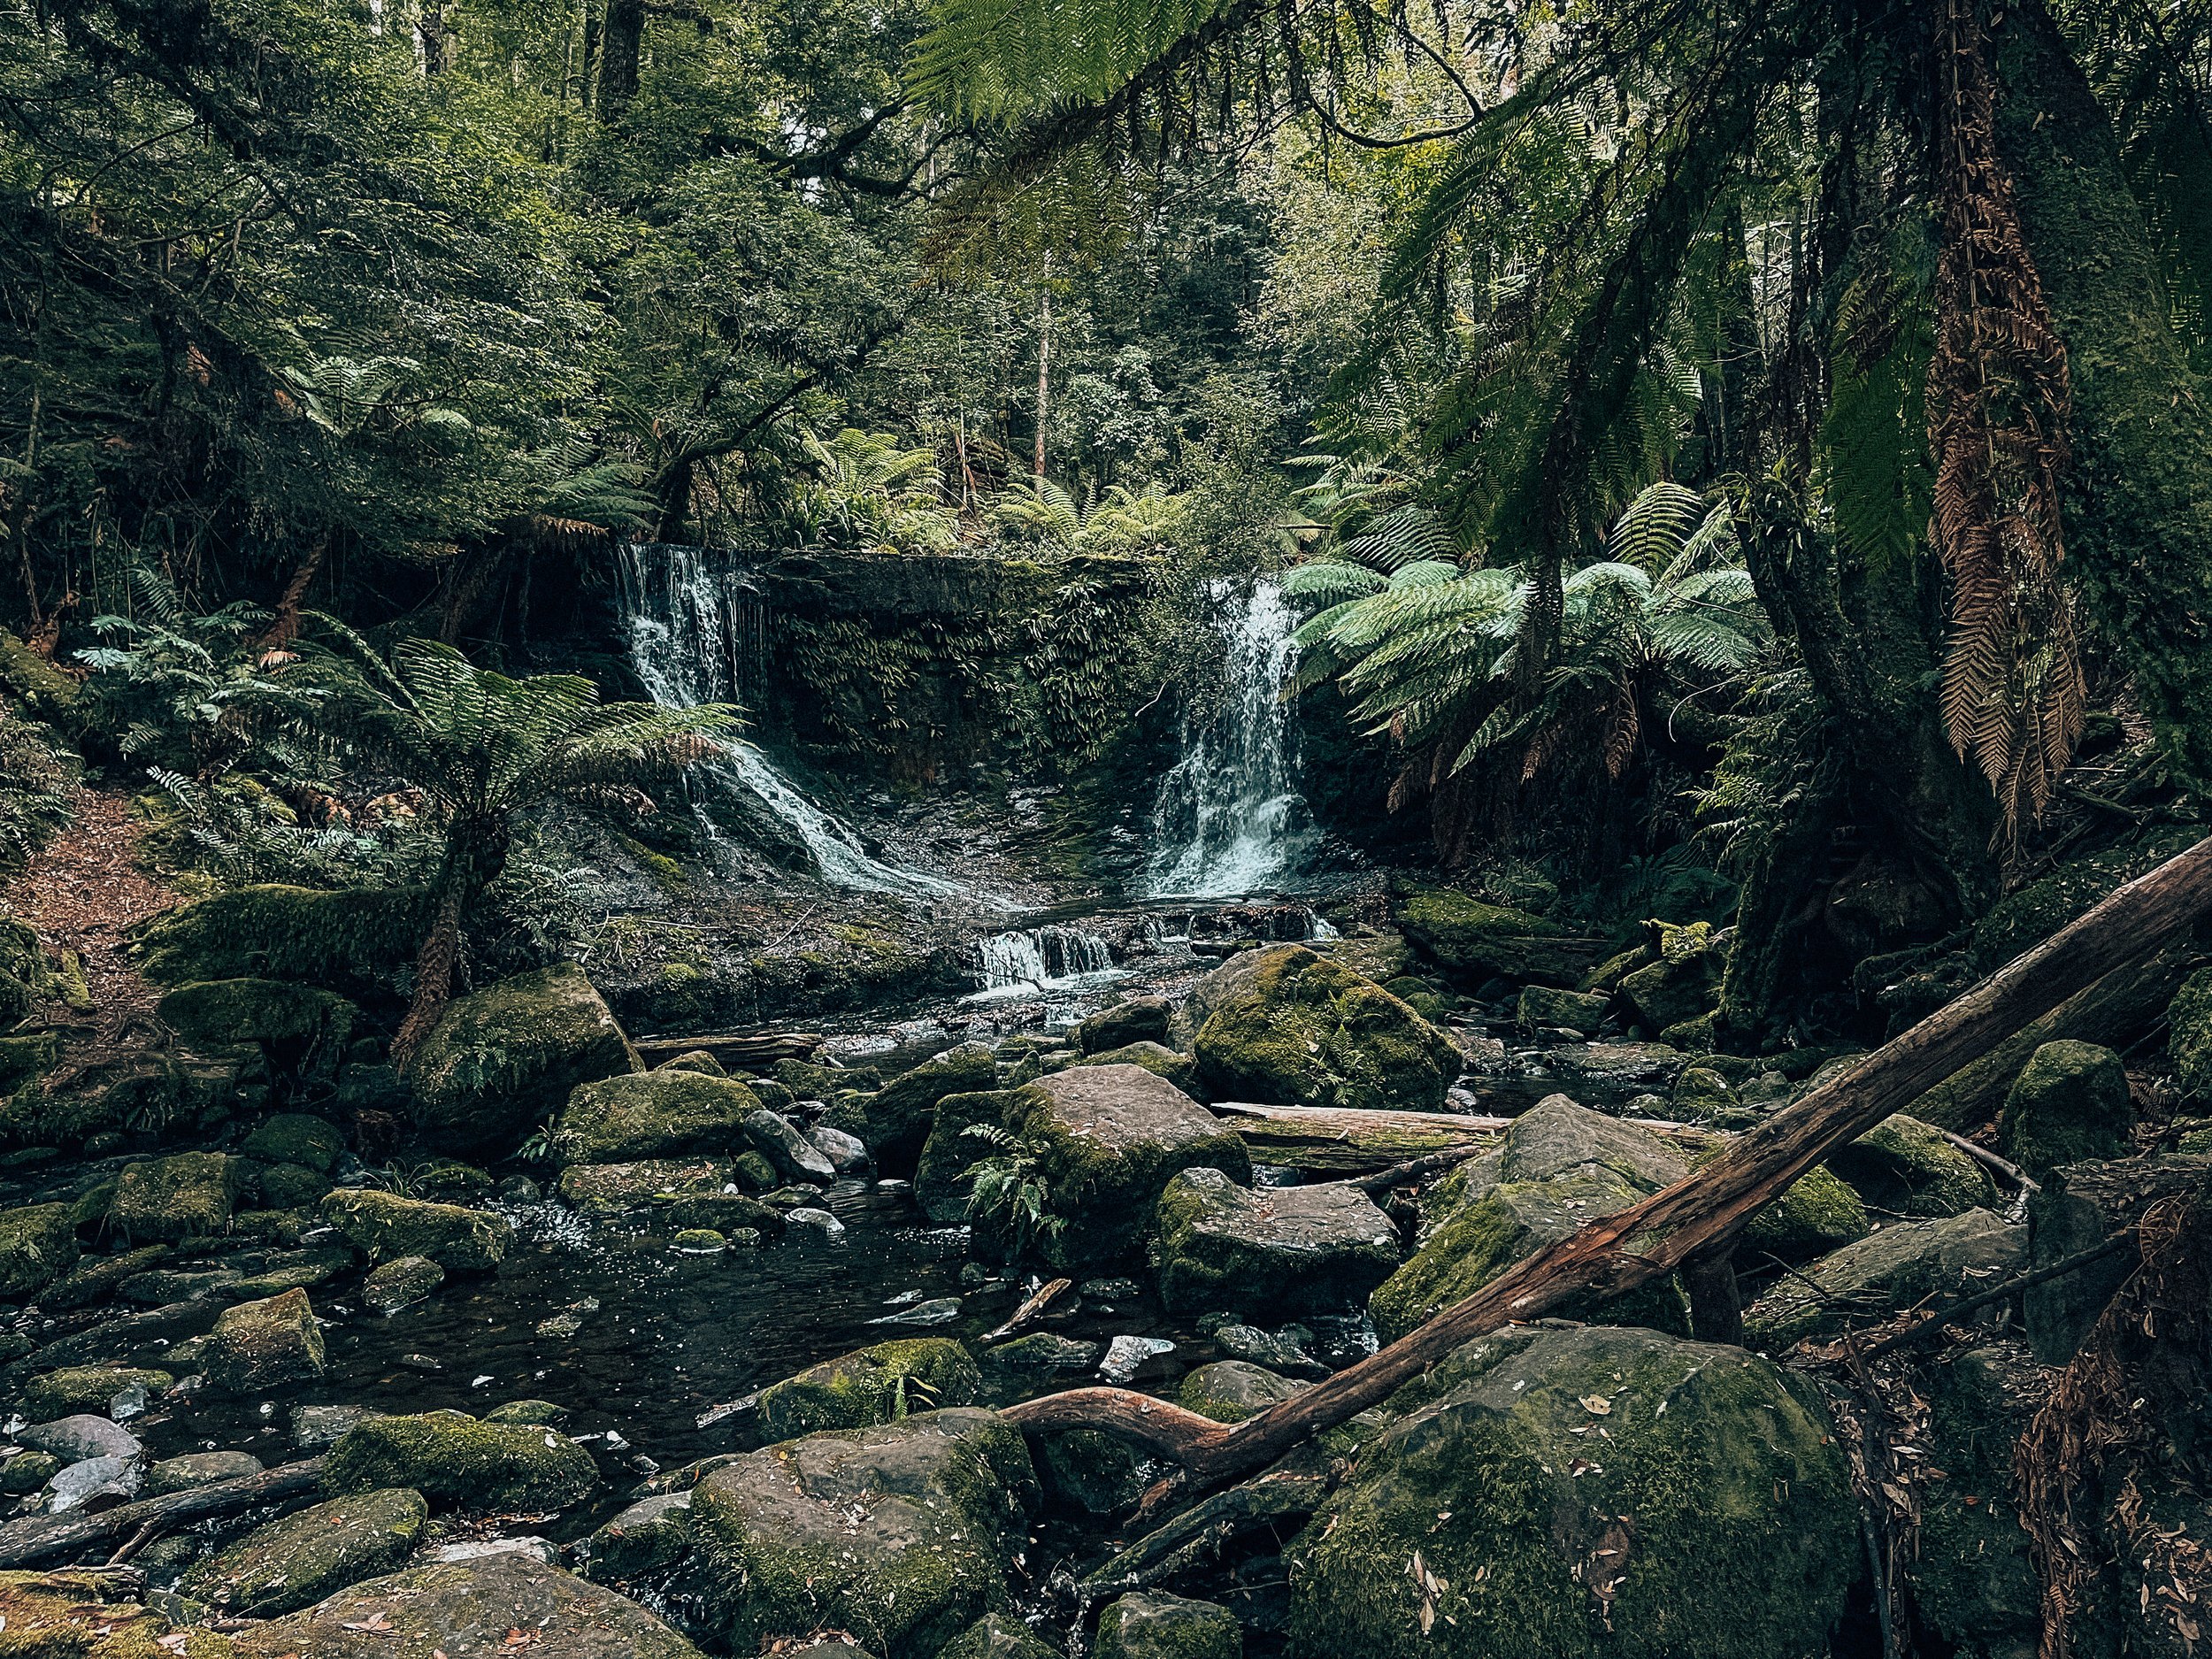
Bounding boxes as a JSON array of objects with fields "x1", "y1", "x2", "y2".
[{"x1": 3, "y1": 788, "x2": 176, "y2": 1033}]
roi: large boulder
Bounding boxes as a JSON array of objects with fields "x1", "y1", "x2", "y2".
[
  {"x1": 1396, "y1": 888, "x2": 1608, "y2": 987},
  {"x1": 549, "y1": 1071, "x2": 761, "y2": 1166},
  {"x1": 749, "y1": 1339, "x2": 983, "y2": 1444},
  {"x1": 1190, "y1": 946, "x2": 1462, "y2": 1112},
  {"x1": 2021, "y1": 1155, "x2": 2212, "y2": 1363},
  {"x1": 203, "y1": 1288, "x2": 326, "y2": 1392},
  {"x1": 1010, "y1": 1066, "x2": 1249, "y2": 1271},
  {"x1": 1999, "y1": 1040, "x2": 2133, "y2": 1178},
  {"x1": 914, "y1": 1089, "x2": 1031, "y2": 1225},
  {"x1": 1077, "y1": 1041, "x2": 1198, "y2": 1094},
  {"x1": 321, "y1": 1411, "x2": 598, "y2": 1511},
  {"x1": 404, "y1": 964, "x2": 637, "y2": 1153},
  {"x1": 233, "y1": 1549, "x2": 704, "y2": 1659},
  {"x1": 1078, "y1": 997, "x2": 1173, "y2": 1055},
  {"x1": 1095, "y1": 1592, "x2": 1241, "y2": 1659},
  {"x1": 1150, "y1": 1167, "x2": 1399, "y2": 1317},
  {"x1": 1828, "y1": 1114, "x2": 1997, "y2": 1217},
  {"x1": 685, "y1": 1408, "x2": 1036, "y2": 1658},
  {"x1": 824, "y1": 1042, "x2": 1000, "y2": 1173},
  {"x1": 1905, "y1": 1345, "x2": 2043, "y2": 1659},
  {"x1": 156, "y1": 979, "x2": 356, "y2": 1070},
  {"x1": 179, "y1": 1486, "x2": 428, "y2": 1616},
  {"x1": 240, "y1": 1113, "x2": 347, "y2": 1174},
  {"x1": 1744, "y1": 1209, "x2": 2025, "y2": 1346},
  {"x1": 1616, "y1": 922, "x2": 1724, "y2": 1033},
  {"x1": 1286, "y1": 1325, "x2": 1858, "y2": 1659},
  {"x1": 108, "y1": 1153, "x2": 236, "y2": 1242},
  {"x1": 320, "y1": 1189, "x2": 511, "y2": 1271},
  {"x1": 0, "y1": 1202, "x2": 79, "y2": 1299}
]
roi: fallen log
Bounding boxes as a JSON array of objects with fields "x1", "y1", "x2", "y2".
[
  {"x1": 1079, "y1": 1446, "x2": 1339, "y2": 1598},
  {"x1": 0, "y1": 1455, "x2": 326, "y2": 1568},
  {"x1": 630, "y1": 1032, "x2": 823, "y2": 1066},
  {"x1": 1002, "y1": 834, "x2": 2212, "y2": 1488},
  {"x1": 1208, "y1": 1100, "x2": 1713, "y2": 1174}
]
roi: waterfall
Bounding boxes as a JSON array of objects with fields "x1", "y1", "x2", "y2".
[
  {"x1": 968, "y1": 924, "x2": 1119, "y2": 1000},
  {"x1": 615, "y1": 543, "x2": 960, "y2": 898},
  {"x1": 1145, "y1": 577, "x2": 1316, "y2": 898}
]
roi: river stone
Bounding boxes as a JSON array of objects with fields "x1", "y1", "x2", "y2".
[
  {"x1": 1739, "y1": 1164, "x2": 1870, "y2": 1261},
  {"x1": 1078, "y1": 997, "x2": 1173, "y2": 1055},
  {"x1": 552, "y1": 1071, "x2": 763, "y2": 1166},
  {"x1": 145, "y1": 1448, "x2": 263, "y2": 1496},
  {"x1": 0, "y1": 1567, "x2": 230, "y2": 1656},
  {"x1": 295, "y1": 1402, "x2": 386, "y2": 1449},
  {"x1": 42, "y1": 1243, "x2": 169, "y2": 1310},
  {"x1": 0, "y1": 1449, "x2": 59, "y2": 1492},
  {"x1": 19, "y1": 1414, "x2": 142, "y2": 1462},
  {"x1": 204, "y1": 1287, "x2": 326, "y2": 1392},
  {"x1": 233, "y1": 1549, "x2": 705, "y2": 1659},
  {"x1": 404, "y1": 963, "x2": 639, "y2": 1153},
  {"x1": 1076, "y1": 1041, "x2": 1198, "y2": 1093},
  {"x1": 16, "y1": 1366, "x2": 173, "y2": 1422},
  {"x1": 1288, "y1": 1324, "x2": 1857, "y2": 1659},
  {"x1": 1617, "y1": 941, "x2": 1724, "y2": 1033},
  {"x1": 322, "y1": 1411, "x2": 599, "y2": 1511},
  {"x1": 241, "y1": 1111, "x2": 348, "y2": 1173},
  {"x1": 584, "y1": 1489, "x2": 695, "y2": 1581},
  {"x1": 1828, "y1": 1114, "x2": 1997, "y2": 1217},
  {"x1": 249, "y1": 1159, "x2": 334, "y2": 1211},
  {"x1": 656, "y1": 1049, "x2": 726, "y2": 1076},
  {"x1": 941, "y1": 1611, "x2": 1062, "y2": 1659},
  {"x1": 1999, "y1": 1040, "x2": 2134, "y2": 1178},
  {"x1": 811, "y1": 1123, "x2": 870, "y2": 1173},
  {"x1": 556, "y1": 1157, "x2": 731, "y2": 1210},
  {"x1": 1210, "y1": 1325, "x2": 1314, "y2": 1378},
  {"x1": 826, "y1": 1042, "x2": 1001, "y2": 1173},
  {"x1": 1150, "y1": 1166, "x2": 1399, "y2": 1316},
  {"x1": 321, "y1": 1188, "x2": 512, "y2": 1271},
  {"x1": 1178, "y1": 1360, "x2": 1309, "y2": 1423},
  {"x1": 0, "y1": 1202, "x2": 79, "y2": 1300},
  {"x1": 749, "y1": 1338, "x2": 982, "y2": 1445},
  {"x1": 1096, "y1": 1591, "x2": 1241, "y2": 1659},
  {"x1": 685, "y1": 1407, "x2": 1037, "y2": 1659},
  {"x1": 48, "y1": 1452, "x2": 143, "y2": 1512},
  {"x1": 1189, "y1": 946, "x2": 1462, "y2": 1113},
  {"x1": 1395, "y1": 888, "x2": 1604, "y2": 987},
  {"x1": 1011, "y1": 1066, "x2": 1251, "y2": 1271},
  {"x1": 1499, "y1": 1094, "x2": 1689, "y2": 1190},
  {"x1": 743, "y1": 1108, "x2": 837, "y2": 1182},
  {"x1": 180, "y1": 1485, "x2": 428, "y2": 1616},
  {"x1": 108, "y1": 1153, "x2": 236, "y2": 1242},
  {"x1": 1517, "y1": 985, "x2": 1610, "y2": 1033},
  {"x1": 361, "y1": 1255, "x2": 445, "y2": 1313},
  {"x1": 1536, "y1": 1042, "x2": 1692, "y2": 1095},
  {"x1": 1744, "y1": 1208, "x2": 2026, "y2": 1346}
]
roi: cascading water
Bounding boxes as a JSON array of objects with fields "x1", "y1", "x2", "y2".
[
  {"x1": 1145, "y1": 576, "x2": 1317, "y2": 898},
  {"x1": 967, "y1": 924, "x2": 1120, "y2": 1001},
  {"x1": 615, "y1": 543, "x2": 960, "y2": 898}
]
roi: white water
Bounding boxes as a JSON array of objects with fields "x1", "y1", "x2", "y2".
[
  {"x1": 1145, "y1": 577, "x2": 1317, "y2": 897},
  {"x1": 615, "y1": 543, "x2": 961, "y2": 897},
  {"x1": 965, "y1": 924, "x2": 1121, "y2": 1002}
]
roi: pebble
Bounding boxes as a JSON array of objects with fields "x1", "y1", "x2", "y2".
[
  {"x1": 784, "y1": 1208, "x2": 846, "y2": 1237},
  {"x1": 1098, "y1": 1334, "x2": 1175, "y2": 1385}
]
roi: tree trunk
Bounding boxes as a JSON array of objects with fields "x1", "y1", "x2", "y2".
[
  {"x1": 1993, "y1": 0, "x2": 2212, "y2": 787},
  {"x1": 1033, "y1": 270, "x2": 1051, "y2": 480},
  {"x1": 597, "y1": 0, "x2": 643, "y2": 115},
  {"x1": 388, "y1": 879, "x2": 465, "y2": 1071},
  {"x1": 1001, "y1": 833, "x2": 2212, "y2": 1487}
]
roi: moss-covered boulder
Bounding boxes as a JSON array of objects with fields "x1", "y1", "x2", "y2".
[
  {"x1": 940, "y1": 1611, "x2": 1062, "y2": 1659},
  {"x1": 656, "y1": 1049, "x2": 726, "y2": 1076},
  {"x1": 1287, "y1": 1325, "x2": 1857, "y2": 1659},
  {"x1": 1904, "y1": 1345, "x2": 2042, "y2": 1659},
  {"x1": 1517, "y1": 985, "x2": 1610, "y2": 1033},
  {"x1": 322, "y1": 1411, "x2": 598, "y2": 1510},
  {"x1": 204, "y1": 1287, "x2": 325, "y2": 1392},
  {"x1": 247, "y1": 1160, "x2": 333, "y2": 1211},
  {"x1": 1744, "y1": 1208, "x2": 2024, "y2": 1346},
  {"x1": 320, "y1": 1189, "x2": 512, "y2": 1271},
  {"x1": 777, "y1": 1058, "x2": 882, "y2": 1099},
  {"x1": 1617, "y1": 922, "x2": 1725, "y2": 1033},
  {"x1": 0, "y1": 1033, "x2": 56, "y2": 1095},
  {"x1": 1397, "y1": 888, "x2": 1608, "y2": 988},
  {"x1": 180, "y1": 1487, "x2": 428, "y2": 1616},
  {"x1": 2000, "y1": 1040, "x2": 2134, "y2": 1178},
  {"x1": 685, "y1": 1408, "x2": 1036, "y2": 1659},
  {"x1": 582, "y1": 1490, "x2": 695, "y2": 1582},
  {"x1": 1828, "y1": 1114, "x2": 1997, "y2": 1217},
  {"x1": 360, "y1": 1255, "x2": 444, "y2": 1314},
  {"x1": 914, "y1": 1089, "x2": 1029, "y2": 1225},
  {"x1": 108, "y1": 1153, "x2": 236, "y2": 1242},
  {"x1": 1077, "y1": 1041, "x2": 1198, "y2": 1094},
  {"x1": 555, "y1": 1158, "x2": 733, "y2": 1210},
  {"x1": 0, "y1": 1202, "x2": 80, "y2": 1300},
  {"x1": 1095, "y1": 1593, "x2": 1240, "y2": 1659},
  {"x1": 749, "y1": 1339, "x2": 983, "y2": 1445},
  {"x1": 133, "y1": 882, "x2": 427, "y2": 995},
  {"x1": 1740, "y1": 1165, "x2": 1870, "y2": 1261},
  {"x1": 1178, "y1": 1360, "x2": 1308, "y2": 1424},
  {"x1": 239, "y1": 1113, "x2": 346, "y2": 1174},
  {"x1": 1969, "y1": 829, "x2": 2202, "y2": 973},
  {"x1": 550, "y1": 1071, "x2": 761, "y2": 1166},
  {"x1": 145, "y1": 1449, "x2": 263, "y2": 1495},
  {"x1": 825, "y1": 1042, "x2": 1000, "y2": 1173},
  {"x1": 404, "y1": 964, "x2": 637, "y2": 1153},
  {"x1": 155, "y1": 979, "x2": 356, "y2": 1071},
  {"x1": 1190, "y1": 947, "x2": 1462, "y2": 1113},
  {"x1": 1150, "y1": 1167, "x2": 1399, "y2": 1317},
  {"x1": 0, "y1": 1567, "x2": 238, "y2": 1659},
  {"x1": 232, "y1": 1550, "x2": 704, "y2": 1659},
  {"x1": 17, "y1": 1366, "x2": 172, "y2": 1421},
  {"x1": 1009, "y1": 1067, "x2": 1249, "y2": 1271},
  {"x1": 1077, "y1": 997, "x2": 1173, "y2": 1055},
  {"x1": 42, "y1": 1243, "x2": 167, "y2": 1311}
]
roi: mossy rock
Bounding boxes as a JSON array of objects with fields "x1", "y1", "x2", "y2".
[
  {"x1": 156, "y1": 979, "x2": 356, "y2": 1061},
  {"x1": 204, "y1": 1287, "x2": 326, "y2": 1393},
  {"x1": 1517, "y1": 985, "x2": 1610, "y2": 1033},
  {"x1": 42, "y1": 1244, "x2": 168, "y2": 1311},
  {"x1": 751, "y1": 1338, "x2": 982, "y2": 1445},
  {"x1": 1150, "y1": 1166, "x2": 1399, "y2": 1317},
  {"x1": 484, "y1": 1398, "x2": 571, "y2": 1425},
  {"x1": 1095, "y1": 1592, "x2": 1240, "y2": 1659},
  {"x1": 1288, "y1": 1324, "x2": 1855, "y2": 1659},
  {"x1": 1032, "y1": 1425, "x2": 1151, "y2": 1516},
  {"x1": 0, "y1": 1033, "x2": 57, "y2": 1095},
  {"x1": 1190, "y1": 946, "x2": 1463, "y2": 1113},
  {"x1": 556, "y1": 1158, "x2": 733, "y2": 1210},
  {"x1": 1969, "y1": 829, "x2": 2203, "y2": 972},
  {"x1": 322, "y1": 1411, "x2": 599, "y2": 1510},
  {"x1": 940, "y1": 1611, "x2": 1062, "y2": 1659},
  {"x1": 245, "y1": 1160, "x2": 334, "y2": 1211},
  {"x1": 551, "y1": 1071, "x2": 762, "y2": 1166},
  {"x1": 1077, "y1": 1041, "x2": 1197, "y2": 1094},
  {"x1": 1745, "y1": 1208, "x2": 2024, "y2": 1345},
  {"x1": 1740, "y1": 1165, "x2": 1870, "y2": 1261},
  {"x1": 1077, "y1": 998, "x2": 1173, "y2": 1056},
  {"x1": 108, "y1": 1153, "x2": 237, "y2": 1242},
  {"x1": 684, "y1": 1408, "x2": 1036, "y2": 1659},
  {"x1": 241, "y1": 1111, "x2": 346, "y2": 1173},
  {"x1": 1617, "y1": 941, "x2": 1724, "y2": 1034},
  {"x1": 1828, "y1": 1114, "x2": 1997, "y2": 1217},
  {"x1": 2000, "y1": 1040, "x2": 2134, "y2": 1178},
  {"x1": 2171, "y1": 967, "x2": 2212, "y2": 1101},
  {"x1": 829, "y1": 1043, "x2": 1000, "y2": 1174},
  {"x1": 361, "y1": 1255, "x2": 445, "y2": 1314},
  {"x1": 179, "y1": 1486, "x2": 428, "y2": 1616},
  {"x1": 582, "y1": 1490, "x2": 696, "y2": 1582},
  {"x1": 0, "y1": 1568, "x2": 238, "y2": 1659},
  {"x1": 404, "y1": 964, "x2": 638, "y2": 1154},
  {"x1": 655, "y1": 1050, "x2": 726, "y2": 1076},
  {"x1": 321, "y1": 1189, "x2": 512, "y2": 1271},
  {"x1": 133, "y1": 883, "x2": 428, "y2": 995},
  {"x1": 914, "y1": 1089, "x2": 1028, "y2": 1225},
  {"x1": 1905, "y1": 1346, "x2": 2042, "y2": 1658},
  {"x1": 145, "y1": 1449, "x2": 264, "y2": 1496},
  {"x1": 649, "y1": 1189, "x2": 785, "y2": 1236},
  {"x1": 775, "y1": 1058, "x2": 882, "y2": 1100},
  {"x1": 17, "y1": 1367, "x2": 172, "y2": 1421},
  {"x1": 1397, "y1": 888, "x2": 1606, "y2": 988},
  {"x1": 0, "y1": 1202, "x2": 80, "y2": 1300},
  {"x1": 1177, "y1": 1360, "x2": 1308, "y2": 1424}
]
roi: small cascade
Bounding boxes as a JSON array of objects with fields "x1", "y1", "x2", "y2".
[
  {"x1": 968, "y1": 924, "x2": 1120, "y2": 1000},
  {"x1": 615, "y1": 543, "x2": 960, "y2": 898},
  {"x1": 1145, "y1": 576, "x2": 1317, "y2": 898}
]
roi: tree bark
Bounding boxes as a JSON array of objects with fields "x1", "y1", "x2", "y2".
[
  {"x1": 0, "y1": 1457, "x2": 326, "y2": 1568},
  {"x1": 597, "y1": 0, "x2": 643, "y2": 115},
  {"x1": 1001, "y1": 833, "x2": 2212, "y2": 1486}
]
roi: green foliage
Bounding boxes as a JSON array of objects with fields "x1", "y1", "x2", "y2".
[
  {"x1": 958, "y1": 1119, "x2": 1064, "y2": 1259},
  {"x1": 0, "y1": 710, "x2": 73, "y2": 871}
]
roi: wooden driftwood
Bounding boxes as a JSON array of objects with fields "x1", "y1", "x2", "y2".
[
  {"x1": 1002, "y1": 834, "x2": 2212, "y2": 1489},
  {"x1": 0, "y1": 1455, "x2": 326, "y2": 1568},
  {"x1": 630, "y1": 1032, "x2": 823, "y2": 1066},
  {"x1": 1210, "y1": 1100, "x2": 1711, "y2": 1174}
]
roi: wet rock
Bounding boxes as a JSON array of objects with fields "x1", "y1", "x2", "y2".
[
  {"x1": 1099, "y1": 1334, "x2": 1177, "y2": 1384},
  {"x1": 826, "y1": 1042, "x2": 1000, "y2": 1173},
  {"x1": 361, "y1": 1255, "x2": 445, "y2": 1314},
  {"x1": 1617, "y1": 923, "x2": 1724, "y2": 1033},
  {"x1": 1078, "y1": 998, "x2": 1173, "y2": 1055},
  {"x1": 20, "y1": 1414, "x2": 142, "y2": 1462},
  {"x1": 810, "y1": 1124, "x2": 870, "y2": 1174},
  {"x1": 1829, "y1": 1114, "x2": 1997, "y2": 1217},
  {"x1": 404, "y1": 964, "x2": 638, "y2": 1153},
  {"x1": 981, "y1": 1333, "x2": 1098, "y2": 1384},
  {"x1": 584, "y1": 1489, "x2": 694, "y2": 1581},
  {"x1": 1178, "y1": 1360, "x2": 1308, "y2": 1423},
  {"x1": 240, "y1": 1111, "x2": 348, "y2": 1173},
  {"x1": 672, "y1": 1227, "x2": 726, "y2": 1252},
  {"x1": 686, "y1": 1408, "x2": 1036, "y2": 1658},
  {"x1": 109, "y1": 1153, "x2": 237, "y2": 1242},
  {"x1": 2021, "y1": 1156, "x2": 2212, "y2": 1363},
  {"x1": 1190, "y1": 946, "x2": 1462, "y2": 1114},
  {"x1": 321, "y1": 1188, "x2": 512, "y2": 1271},
  {"x1": 1535, "y1": 1042, "x2": 1691, "y2": 1094},
  {"x1": 0, "y1": 1201, "x2": 80, "y2": 1301},
  {"x1": 913, "y1": 1089, "x2": 1031, "y2": 1224},
  {"x1": 777, "y1": 1058, "x2": 881, "y2": 1099},
  {"x1": 750, "y1": 1338, "x2": 982, "y2": 1445},
  {"x1": 120, "y1": 1265, "x2": 241, "y2": 1304},
  {"x1": 294, "y1": 1402, "x2": 385, "y2": 1450},
  {"x1": 1210, "y1": 1325, "x2": 1316, "y2": 1378},
  {"x1": 1744, "y1": 1208, "x2": 2025, "y2": 1345},
  {"x1": 42, "y1": 1243, "x2": 169, "y2": 1310},
  {"x1": 1396, "y1": 889, "x2": 1605, "y2": 987},
  {"x1": 552, "y1": 1071, "x2": 763, "y2": 1166},
  {"x1": 1739, "y1": 1164, "x2": 1870, "y2": 1261},
  {"x1": 204, "y1": 1287, "x2": 326, "y2": 1393},
  {"x1": 785, "y1": 1206, "x2": 845, "y2": 1235},
  {"x1": 657, "y1": 1049, "x2": 726, "y2": 1076},
  {"x1": 321, "y1": 1411, "x2": 599, "y2": 1511},
  {"x1": 248, "y1": 1159, "x2": 334, "y2": 1210},
  {"x1": 233, "y1": 1549, "x2": 704, "y2": 1659},
  {"x1": 228, "y1": 1244, "x2": 354, "y2": 1301},
  {"x1": 145, "y1": 1448, "x2": 263, "y2": 1495},
  {"x1": 555, "y1": 1157, "x2": 731, "y2": 1210},
  {"x1": 1517, "y1": 985, "x2": 1610, "y2": 1033},
  {"x1": 0, "y1": 1448, "x2": 59, "y2": 1492},
  {"x1": 16, "y1": 1366, "x2": 173, "y2": 1422},
  {"x1": 940, "y1": 1611, "x2": 1061, "y2": 1659},
  {"x1": 483, "y1": 1398, "x2": 571, "y2": 1426},
  {"x1": 1999, "y1": 1040, "x2": 2133, "y2": 1179},
  {"x1": 0, "y1": 1566, "x2": 221, "y2": 1655},
  {"x1": 1150, "y1": 1167, "x2": 1399, "y2": 1317},
  {"x1": 869, "y1": 1296, "x2": 962, "y2": 1326},
  {"x1": 649, "y1": 1190, "x2": 787, "y2": 1236},
  {"x1": 181, "y1": 1486, "x2": 427, "y2": 1616},
  {"x1": 1096, "y1": 1591, "x2": 1241, "y2": 1659},
  {"x1": 1287, "y1": 1325, "x2": 1857, "y2": 1659},
  {"x1": 11, "y1": 1296, "x2": 217, "y2": 1375},
  {"x1": 743, "y1": 1109, "x2": 838, "y2": 1183},
  {"x1": 48, "y1": 1453, "x2": 143, "y2": 1512},
  {"x1": 1033, "y1": 1423, "x2": 1151, "y2": 1516},
  {"x1": 1013, "y1": 1066, "x2": 1250, "y2": 1271},
  {"x1": 1076, "y1": 1041, "x2": 1198, "y2": 1093}
]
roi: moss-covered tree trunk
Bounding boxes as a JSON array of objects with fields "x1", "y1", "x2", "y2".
[{"x1": 1993, "y1": 0, "x2": 2212, "y2": 785}]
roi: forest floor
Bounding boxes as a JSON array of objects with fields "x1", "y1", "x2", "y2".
[{"x1": 2, "y1": 787, "x2": 175, "y2": 1037}]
